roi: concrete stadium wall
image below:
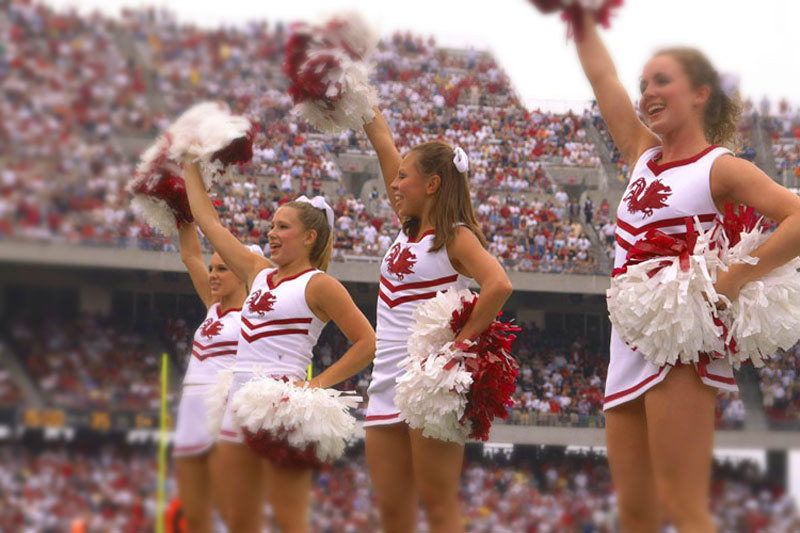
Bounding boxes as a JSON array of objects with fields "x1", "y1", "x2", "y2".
[{"x1": 0, "y1": 240, "x2": 611, "y2": 295}]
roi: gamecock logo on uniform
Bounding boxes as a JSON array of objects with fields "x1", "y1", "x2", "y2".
[
  {"x1": 624, "y1": 178, "x2": 672, "y2": 218},
  {"x1": 200, "y1": 318, "x2": 223, "y2": 339},
  {"x1": 385, "y1": 243, "x2": 416, "y2": 280},
  {"x1": 247, "y1": 290, "x2": 276, "y2": 317}
]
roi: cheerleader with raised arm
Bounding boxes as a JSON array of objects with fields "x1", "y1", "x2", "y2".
[
  {"x1": 362, "y1": 111, "x2": 514, "y2": 533},
  {"x1": 173, "y1": 222, "x2": 253, "y2": 533},
  {"x1": 182, "y1": 161, "x2": 376, "y2": 533},
  {"x1": 535, "y1": 5, "x2": 800, "y2": 532}
]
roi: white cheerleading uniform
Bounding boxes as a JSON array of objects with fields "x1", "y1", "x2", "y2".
[
  {"x1": 365, "y1": 229, "x2": 472, "y2": 427},
  {"x1": 219, "y1": 267, "x2": 325, "y2": 442},
  {"x1": 604, "y1": 145, "x2": 739, "y2": 410},
  {"x1": 174, "y1": 303, "x2": 241, "y2": 457}
]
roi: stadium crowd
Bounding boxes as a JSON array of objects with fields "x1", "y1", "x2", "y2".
[
  {"x1": 3, "y1": 1, "x2": 799, "y2": 279},
  {"x1": 759, "y1": 343, "x2": 800, "y2": 428},
  {"x1": 5, "y1": 315, "x2": 166, "y2": 410},
  {"x1": 0, "y1": 362, "x2": 23, "y2": 406},
  {"x1": 1, "y1": 1, "x2": 607, "y2": 275},
  {"x1": 0, "y1": 443, "x2": 797, "y2": 532}
]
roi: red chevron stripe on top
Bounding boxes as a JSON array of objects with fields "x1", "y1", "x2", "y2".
[
  {"x1": 241, "y1": 317, "x2": 313, "y2": 331},
  {"x1": 379, "y1": 274, "x2": 458, "y2": 293},
  {"x1": 615, "y1": 213, "x2": 717, "y2": 237}
]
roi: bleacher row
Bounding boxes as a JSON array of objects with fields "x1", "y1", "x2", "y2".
[
  {"x1": 0, "y1": 442, "x2": 797, "y2": 532},
  {"x1": 2, "y1": 311, "x2": 798, "y2": 430}
]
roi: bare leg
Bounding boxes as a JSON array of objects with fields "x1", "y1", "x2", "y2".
[
  {"x1": 263, "y1": 459, "x2": 313, "y2": 533},
  {"x1": 408, "y1": 428, "x2": 464, "y2": 533},
  {"x1": 175, "y1": 453, "x2": 213, "y2": 533},
  {"x1": 605, "y1": 397, "x2": 661, "y2": 532},
  {"x1": 645, "y1": 364, "x2": 717, "y2": 533},
  {"x1": 366, "y1": 423, "x2": 418, "y2": 533},
  {"x1": 212, "y1": 441, "x2": 266, "y2": 533}
]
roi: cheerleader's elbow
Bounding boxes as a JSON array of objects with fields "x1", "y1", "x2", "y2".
[{"x1": 493, "y1": 277, "x2": 514, "y2": 302}]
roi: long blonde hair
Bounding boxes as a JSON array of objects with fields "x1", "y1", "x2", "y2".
[
  {"x1": 404, "y1": 141, "x2": 487, "y2": 251},
  {"x1": 283, "y1": 201, "x2": 333, "y2": 271},
  {"x1": 656, "y1": 47, "x2": 742, "y2": 150}
]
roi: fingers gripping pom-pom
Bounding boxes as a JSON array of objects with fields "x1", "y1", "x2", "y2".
[
  {"x1": 716, "y1": 203, "x2": 800, "y2": 367},
  {"x1": 283, "y1": 14, "x2": 378, "y2": 134},
  {"x1": 205, "y1": 369, "x2": 234, "y2": 436},
  {"x1": 230, "y1": 376, "x2": 361, "y2": 468},
  {"x1": 528, "y1": 0, "x2": 624, "y2": 40},
  {"x1": 607, "y1": 219, "x2": 729, "y2": 366},
  {"x1": 396, "y1": 288, "x2": 520, "y2": 443},
  {"x1": 128, "y1": 102, "x2": 255, "y2": 234}
]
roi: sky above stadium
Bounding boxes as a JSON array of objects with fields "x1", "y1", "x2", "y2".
[{"x1": 43, "y1": 0, "x2": 800, "y2": 113}]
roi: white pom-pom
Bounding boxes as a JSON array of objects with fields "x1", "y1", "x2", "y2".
[
  {"x1": 166, "y1": 101, "x2": 254, "y2": 188},
  {"x1": 127, "y1": 136, "x2": 186, "y2": 236},
  {"x1": 395, "y1": 343, "x2": 473, "y2": 443},
  {"x1": 607, "y1": 224, "x2": 728, "y2": 366},
  {"x1": 230, "y1": 376, "x2": 361, "y2": 464},
  {"x1": 130, "y1": 194, "x2": 178, "y2": 237},
  {"x1": 726, "y1": 258, "x2": 800, "y2": 367},
  {"x1": 720, "y1": 224, "x2": 800, "y2": 367},
  {"x1": 293, "y1": 55, "x2": 377, "y2": 134},
  {"x1": 205, "y1": 369, "x2": 234, "y2": 436},
  {"x1": 285, "y1": 13, "x2": 379, "y2": 134},
  {"x1": 395, "y1": 288, "x2": 477, "y2": 443}
]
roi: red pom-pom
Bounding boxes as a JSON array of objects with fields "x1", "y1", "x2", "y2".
[
  {"x1": 529, "y1": 0, "x2": 624, "y2": 40},
  {"x1": 286, "y1": 50, "x2": 344, "y2": 106},
  {"x1": 129, "y1": 133, "x2": 193, "y2": 230},
  {"x1": 210, "y1": 123, "x2": 258, "y2": 167},
  {"x1": 282, "y1": 14, "x2": 377, "y2": 133},
  {"x1": 242, "y1": 427, "x2": 323, "y2": 470},
  {"x1": 449, "y1": 296, "x2": 520, "y2": 442},
  {"x1": 719, "y1": 202, "x2": 759, "y2": 247}
]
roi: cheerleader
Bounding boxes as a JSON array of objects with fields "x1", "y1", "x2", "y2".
[
  {"x1": 182, "y1": 161, "x2": 376, "y2": 533},
  {"x1": 363, "y1": 110, "x2": 513, "y2": 533},
  {"x1": 570, "y1": 10, "x2": 800, "y2": 532},
  {"x1": 173, "y1": 221, "x2": 252, "y2": 533}
]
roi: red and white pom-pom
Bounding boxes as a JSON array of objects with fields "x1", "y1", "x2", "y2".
[
  {"x1": 166, "y1": 101, "x2": 256, "y2": 188},
  {"x1": 529, "y1": 0, "x2": 623, "y2": 40},
  {"x1": 717, "y1": 204, "x2": 800, "y2": 367},
  {"x1": 607, "y1": 218, "x2": 730, "y2": 366},
  {"x1": 395, "y1": 288, "x2": 520, "y2": 443},
  {"x1": 284, "y1": 14, "x2": 378, "y2": 134},
  {"x1": 230, "y1": 375, "x2": 361, "y2": 468},
  {"x1": 127, "y1": 137, "x2": 193, "y2": 235},
  {"x1": 128, "y1": 102, "x2": 255, "y2": 234},
  {"x1": 204, "y1": 368, "x2": 234, "y2": 436}
]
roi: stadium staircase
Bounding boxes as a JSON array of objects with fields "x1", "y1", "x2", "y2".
[
  {"x1": 752, "y1": 114, "x2": 781, "y2": 183},
  {"x1": 0, "y1": 343, "x2": 45, "y2": 408},
  {"x1": 736, "y1": 366, "x2": 769, "y2": 431},
  {"x1": 112, "y1": 30, "x2": 167, "y2": 115},
  {"x1": 586, "y1": 122, "x2": 626, "y2": 190},
  {"x1": 581, "y1": 219, "x2": 613, "y2": 273}
]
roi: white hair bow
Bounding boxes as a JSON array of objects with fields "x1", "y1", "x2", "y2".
[
  {"x1": 453, "y1": 146, "x2": 469, "y2": 173},
  {"x1": 247, "y1": 244, "x2": 265, "y2": 257},
  {"x1": 295, "y1": 195, "x2": 335, "y2": 229}
]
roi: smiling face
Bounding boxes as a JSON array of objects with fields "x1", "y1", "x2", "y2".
[
  {"x1": 267, "y1": 206, "x2": 314, "y2": 266},
  {"x1": 390, "y1": 151, "x2": 438, "y2": 219},
  {"x1": 208, "y1": 253, "x2": 242, "y2": 299},
  {"x1": 639, "y1": 54, "x2": 709, "y2": 137}
]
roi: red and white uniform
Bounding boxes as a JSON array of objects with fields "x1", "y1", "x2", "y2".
[
  {"x1": 365, "y1": 230, "x2": 472, "y2": 427},
  {"x1": 174, "y1": 303, "x2": 241, "y2": 457},
  {"x1": 219, "y1": 267, "x2": 325, "y2": 442},
  {"x1": 604, "y1": 145, "x2": 739, "y2": 410}
]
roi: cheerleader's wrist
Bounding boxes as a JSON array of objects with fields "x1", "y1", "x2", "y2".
[{"x1": 453, "y1": 340, "x2": 472, "y2": 352}]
